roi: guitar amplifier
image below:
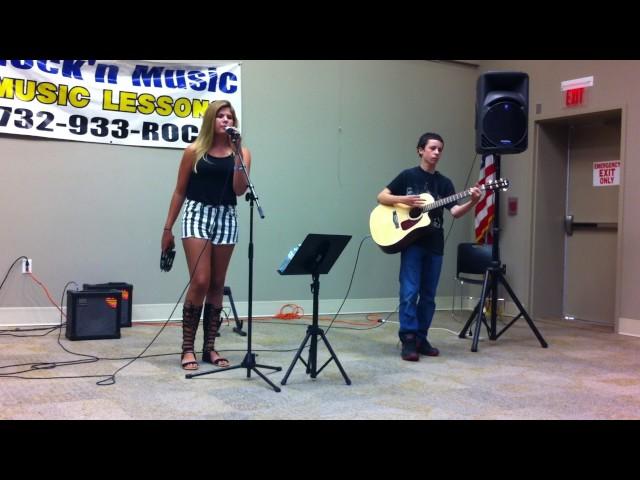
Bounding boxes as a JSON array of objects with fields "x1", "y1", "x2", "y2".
[
  {"x1": 65, "y1": 290, "x2": 121, "y2": 341},
  {"x1": 82, "y1": 282, "x2": 133, "y2": 327}
]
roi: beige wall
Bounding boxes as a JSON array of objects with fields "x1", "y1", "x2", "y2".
[
  {"x1": 478, "y1": 60, "x2": 640, "y2": 336},
  {"x1": 3, "y1": 59, "x2": 638, "y2": 334},
  {"x1": 0, "y1": 60, "x2": 479, "y2": 324}
]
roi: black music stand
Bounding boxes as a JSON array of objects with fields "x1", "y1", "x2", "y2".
[{"x1": 279, "y1": 233, "x2": 352, "y2": 386}]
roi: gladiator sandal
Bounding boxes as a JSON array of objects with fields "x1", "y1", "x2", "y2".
[
  {"x1": 181, "y1": 302, "x2": 202, "y2": 370},
  {"x1": 202, "y1": 303, "x2": 222, "y2": 340},
  {"x1": 202, "y1": 304, "x2": 229, "y2": 366}
]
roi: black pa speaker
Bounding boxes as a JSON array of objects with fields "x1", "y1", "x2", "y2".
[
  {"x1": 83, "y1": 282, "x2": 133, "y2": 327},
  {"x1": 475, "y1": 71, "x2": 529, "y2": 154},
  {"x1": 65, "y1": 290, "x2": 121, "y2": 341}
]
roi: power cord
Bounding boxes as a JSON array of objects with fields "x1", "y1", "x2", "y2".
[
  {"x1": 0, "y1": 256, "x2": 27, "y2": 292},
  {"x1": 0, "y1": 281, "x2": 112, "y2": 381},
  {"x1": 323, "y1": 234, "x2": 372, "y2": 335},
  {"x1": 1, "y1": 155, "x2": 240, "y2": 384}
]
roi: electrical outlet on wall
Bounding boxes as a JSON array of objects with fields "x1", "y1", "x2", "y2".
[{"x1": 21, "y1": 258, "x2": 32, "y2": 274}]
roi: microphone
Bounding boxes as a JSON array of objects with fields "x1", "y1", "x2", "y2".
[{"x1": 225, "y1": 126, "x2": 241, "y2": 138}]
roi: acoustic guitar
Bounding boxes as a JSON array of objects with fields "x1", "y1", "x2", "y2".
[{"x1": 369, "y1": 178, "x2": 509, "y2": 254}]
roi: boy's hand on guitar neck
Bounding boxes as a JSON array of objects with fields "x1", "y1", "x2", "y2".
[{"x1": 469, "y1": 183, "x2": 483, "y2": 204}]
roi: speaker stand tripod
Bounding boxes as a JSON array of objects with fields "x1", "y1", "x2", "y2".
[{"x1": 459, "y1": 154, "x2": 548, "y2": 352}]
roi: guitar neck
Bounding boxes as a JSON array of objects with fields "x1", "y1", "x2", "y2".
[{"x1": 423, "y1": 186, "x2": 484, "y2": 212}]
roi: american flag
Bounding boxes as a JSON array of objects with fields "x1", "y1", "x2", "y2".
[{"x1": 474, "y1": 154, "x2": 496, "y2": 244}]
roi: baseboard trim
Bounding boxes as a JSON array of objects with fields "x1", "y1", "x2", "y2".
[
  {"x1": 618, "y1": 317, "x2": 640, "y2": 337},
  {"x1": 0, "y1": 296, "x2": 529, "y2": 327},
  {"x1": 131, "y1": 298, "x2": 402, "y2": 324},
  {"x1": 1, "y1": 297, "x2": 398, "y2": 327}
]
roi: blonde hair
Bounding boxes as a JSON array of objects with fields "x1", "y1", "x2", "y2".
[{"x1": 192, "y1": 100, "x2": 238, "y2": 173}]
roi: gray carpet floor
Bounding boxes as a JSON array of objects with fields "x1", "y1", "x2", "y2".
[{"x1": 2, "y1": 311, "x2": 639, "y2": 419}]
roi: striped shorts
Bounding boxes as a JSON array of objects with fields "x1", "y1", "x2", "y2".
[{"x1": 181, "y1": 199, "x2": 238, "y2": 245}]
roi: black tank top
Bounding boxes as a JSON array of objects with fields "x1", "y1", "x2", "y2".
[{"x1": 185, "y1": 153, "x2": 237, "y2": 206}]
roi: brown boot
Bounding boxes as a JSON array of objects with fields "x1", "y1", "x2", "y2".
[
  {"x1": 416, "y1": 337, "x2": 440, "y2": 356},
  {"x1": 202, "y1": 305, "x2": 229, "y2": 366},
  {"x1": 399, "y1": 333, "x2": 419, "y2": 362},
  {"x1": 181, "y1": 302, "x2": 202, "y2": 370}
]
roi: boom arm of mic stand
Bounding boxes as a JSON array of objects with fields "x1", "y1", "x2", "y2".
[{"x1": 233, "y1": 139, "x2": 265, "y2": 219}]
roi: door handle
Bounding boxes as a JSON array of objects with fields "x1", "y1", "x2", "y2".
[
  {"x1": 564, "y1": 214, "x2": 574, "y2": 236},
  {"x1": 573, "y1": 222, "x2": 618, "y2": 230},
  {"x1": 565, "y1": 214, "x2": 617, "y2": 236}
]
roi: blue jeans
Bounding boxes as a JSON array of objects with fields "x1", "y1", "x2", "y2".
[{"x1": 398, "y1": 244, "x2": 443, "y2": 342}]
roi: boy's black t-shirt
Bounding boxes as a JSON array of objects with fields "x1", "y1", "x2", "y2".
[{"x1": 387, "y1": 166, "x2": 457, "y2": 255}]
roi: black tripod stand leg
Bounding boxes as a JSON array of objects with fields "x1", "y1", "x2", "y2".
[
  {"x1": 254, "y1": 363, "x2": 282, "y2": 371},
  {"x1": 280, "y1": 330, "x2": 312, "y2": 385},
  {"x1": 497, "y1": 276, "x2": 548, "y2": 348},
  {"x1": 238, "y1": 353, "x2": 282, "y2": 391},
  {"x1": 250, "y1": 367, "x2": 281, "y2": 392},
  {"x1": 186, "y1": 364, "x2": 240, "y2": 379},
  {"x1": 224, "y1": 287, "x2": 246, "y2": 337},
  {"x1": 471, "y1": 311, "x2": 483, "y2": 352},
  {"x1": 307, "y1": 329, "x2": 318, "y2": 376},
  {"x1": 480, "y1": 314, "x2": 491, "y2": 336},
  {"x1": 459, "y1": 300, "x2": 481, "y2": 338},
  {"x1": 318, "y1": 331, "x2": 351, "y2": 385},
  {"x1": 471, "y1": 270, "x2": 492, "y2": 352},
  {"x1": 187, "y1": 353, "x2": 282, "y2": 393}
]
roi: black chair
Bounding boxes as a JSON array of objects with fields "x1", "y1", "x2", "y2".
[{"x1": 451, "y1": 242, "x2": 494, "y2": 319}]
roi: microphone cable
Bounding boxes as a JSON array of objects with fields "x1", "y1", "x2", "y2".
[
  {"x1": 324, "y1": 152, "x2": 479, "y2": 337},
  {"x1": 323, "y1": 234, "x2": 372, "y2": 336},
  {"x1": 444, "y1": 153, "x2": 479, "y2": 246}
]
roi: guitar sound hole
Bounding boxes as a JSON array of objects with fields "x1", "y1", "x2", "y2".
[{"x1": 409, "y1": 208, "x2": 422, "y2": 219}]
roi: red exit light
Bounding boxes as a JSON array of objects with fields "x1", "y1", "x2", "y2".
[{"x1": 566, "y1": 87, "x2": 584, "y2": 107}]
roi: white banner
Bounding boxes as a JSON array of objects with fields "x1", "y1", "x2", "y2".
[{"x1": 0, "y1": 60, "x2": 242, "y2": 149}]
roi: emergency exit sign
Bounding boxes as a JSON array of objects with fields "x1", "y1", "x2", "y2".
[
  {"x1": 593, "y1": 161, "x2": 621, "y2": 186},
  {"x1": 561, "y1": 76, "x2": 593, "y2": 108}
]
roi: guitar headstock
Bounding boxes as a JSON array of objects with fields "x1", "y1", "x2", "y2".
[{"x1": 483, "y1": 178, "x2": 510, "y2": 192}]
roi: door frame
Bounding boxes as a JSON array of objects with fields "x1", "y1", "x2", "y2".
[{"x1": 529, "y1": 106, "x2": 626, "y2": 332}]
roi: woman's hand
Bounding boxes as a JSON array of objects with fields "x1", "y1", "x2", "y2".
[{"x1": 161, "y1": 229, "x2": 175, "y2": 252}]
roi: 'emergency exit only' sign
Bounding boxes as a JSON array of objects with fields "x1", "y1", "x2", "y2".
[{"x1": 593, "y1": 161, "x2": 621, "y2": 187}]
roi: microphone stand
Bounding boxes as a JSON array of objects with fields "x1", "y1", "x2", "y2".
[{"x1": 186, "y1": 134, "x2": 282, "y2": 392}]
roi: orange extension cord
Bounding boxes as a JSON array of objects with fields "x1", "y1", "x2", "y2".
[{"x1": 273, "y1": 303, "x2": 304, "y2": 320}]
